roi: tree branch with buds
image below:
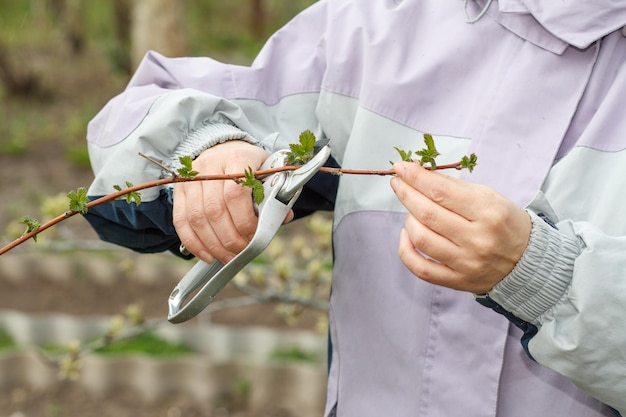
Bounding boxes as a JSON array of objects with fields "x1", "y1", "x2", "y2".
[{"x1": 0, "y1": 131, "x2": 476, "y2": 255}]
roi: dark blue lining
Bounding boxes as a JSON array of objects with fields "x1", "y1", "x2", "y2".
[
  {"x1": 292, "y1": 155, "x2": 340, "y2": 219},
  {"x1": 475, "y1": 294, "x2": 538, "y2": 359},
  {"x1": 84, "y1": 188, "x2": 187, "y2": 256}
]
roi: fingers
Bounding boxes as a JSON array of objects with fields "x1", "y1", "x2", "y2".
[
  {"x1": 402, "y1": 213, "x2": 460, "y2": 266},
  {"x1": 390, "y1": 167, "x2": 471, "y2": 248},
  {"x1": 392, "y1": 161, "x2": 485, "y2": 222},
  {"x1": 398, "y1": 228, "x2": 469, "y2": 291},
  {"x1": 172, "y1": 141, "x2": 269, "y2": 263},
  {"x1": 391, "y1": 161, "x2": 533, "y2": 294},
  {"x1": 174, "y1": 179, "x2": 256, "y2": 264}
]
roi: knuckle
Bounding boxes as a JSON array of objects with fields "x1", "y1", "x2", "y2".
[
  {"x1": 416, "y1": 206, "x2": 438, "y2": 228},
  {"x1": 186, "y1": 206, "x2": 210, "y2": 227},
  {"x1": 238, "y1": 217, "x2": 258, "y2": 240},
  {"x1": 429, "y1": 181, "x2": 450, "y2": 204},
  {"x1": 460, "y1": 256, "x2": 485, "y2": 276},
  {"x1": 487, "y1": 204, "x2": 508, "y2": 225},
  {"x1": 222, "y1": 235, "x2": 247, "y2": 254},
  {"x1": 410, "y1": 232, "x2": 430, "y2": 253},
  {"x1": 223, "y1": 181, "x2": 249, "y2": 204},
  {"x1": 205, "y1": 242, "x2": 227, "y2": 259},
  {"x1": 478, "y1": 189, "x2": 508, "y2": 224},
  {"x1": 172, "y1": 211, "x2": 187, "y2": 230},
  {"x1": 472, "y1": 235, "x2": 497, "y2": 258},
  {"x1": 203, "y1": 199, "x2": 228, "y2": 221}
]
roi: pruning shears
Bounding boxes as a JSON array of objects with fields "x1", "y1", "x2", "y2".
[{"x1": 167, "y1": 143, "x2": 332, "y2": 323}]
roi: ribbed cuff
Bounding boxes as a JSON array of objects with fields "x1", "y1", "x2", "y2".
[
  {"x1": 165, "y1": 123, "x2": 259, "y2": 173},
  {"x1": 487, "y1": 210, "x2": 582, "y2": 326}
]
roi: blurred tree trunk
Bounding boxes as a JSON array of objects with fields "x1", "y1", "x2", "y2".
[
  {"x1": 131, "y1": 0, "x2": 187, "y2": 70},
  {"x1": 48, "y1": 0, "x2": 85, "y2": 55},
  {"x1": 250, "y1": 0, "x2": 266, "y2": 40},
  {"x1": 0, "y1": 40, "x2": 45, "y2": 97},
  {"x1": 113, "y1": 0, "x2": 132, "y2": 74}
]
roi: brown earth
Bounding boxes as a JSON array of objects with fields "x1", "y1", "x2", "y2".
[{"x1": 2, "y1": 382, "x2": 298, "y2": 417}]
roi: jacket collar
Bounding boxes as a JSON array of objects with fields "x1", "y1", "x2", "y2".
[
  {"x1": 521, "y1": 0, "x2": 626, "y2": 49},
  {"x1": 473, "y1": 0, "x2": 626, "y2": 52}
]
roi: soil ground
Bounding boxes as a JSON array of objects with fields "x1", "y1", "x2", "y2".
[{"x1": 0, "y1": 247, "x2": 324, "y2": 417}]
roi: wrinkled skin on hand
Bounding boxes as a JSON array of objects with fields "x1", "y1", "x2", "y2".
[
  {"x1": 390, "y1": 161, "x2": 532, "y2": 294},
  {"x1": 173, "y1": 140, "x2": 294, "y2": 264}
]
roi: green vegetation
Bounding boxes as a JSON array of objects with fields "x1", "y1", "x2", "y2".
[
  {"x1": 270, "y1": 345, "x2": 318, "y2": 364},
  {"x1": 93, "y1": 332, "x2": 193, "y2": 357},
  {"x1": 0, "y1": 326, "x2": 16, "y2": 351},
  {"x1": 0, "y1": 0, "x2": 317, "y2": 162}
]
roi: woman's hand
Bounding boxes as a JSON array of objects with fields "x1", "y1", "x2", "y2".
[
  {"x1": 390, "y1": 161, "x2": 532, "y2": 294},
  {"x1": 173, "y1": 140, "x2": 293, "y2": 264}
]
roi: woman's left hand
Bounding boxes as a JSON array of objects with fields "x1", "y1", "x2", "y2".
[{"x1": 390, "y1": 161, "x2": 532, "y2": 294}]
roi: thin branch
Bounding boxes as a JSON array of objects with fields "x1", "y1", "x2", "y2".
[
  {"x1": 36, "y1": 318, "x2": 165, "y2": 370},
  {"x1": 232, "y1": 282, "x2": 329, "y2": 311},
  {"x1": 138, "y1": 152, "x2": 178, "y2": 177},
  {"x1": 0, "y1": 161, "x2": 465, "y2": 255}
]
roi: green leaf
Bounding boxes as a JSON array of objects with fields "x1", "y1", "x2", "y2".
[
  {"x1": 287, "y1": 130, "x2": 316, "y2": 165},
  {"x1": 177, "y1": 155, "x2": 199, "y2": 179},
  {"x1": 298, "y1": 130, "x2": 316, "y2": 154},
  {"x1": 19, "y1": 216, "x2": 41, "y2": 242},
  {"x1": 460, "y1": 153, "x2": 478, "y2": 172},
  {"x1": 241, "y1": 167, "x2": 265, "y2": 204},
  {"x1": 114, "y1": 181, "x2": 142, "y2": 206},
  {"x1": 251, "y1": 181, "x2": 265, "y2": 205},
  {"x1": 393, "y1": 146, "x2": 414, "y2": 163},
  {"x1": 67, "y1": 187, "x2": 89, "y2": 214},
  {"x1": 423, "y1": 133, "x2": 436, "y2": 153},
  {"x1": 415, "y1": 133, "x2": 441, "y2": 170}
]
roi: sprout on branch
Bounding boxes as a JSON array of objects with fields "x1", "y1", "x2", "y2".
[
  {"x1": 177, "y1": 155, "x2": 199, "y2": 179},
  {"x1": 67, "y1": 187, "x2": 89, "y2": 214},
  {"x1": 460, "y1": 153, "x2": 478, "y2": 172},
  {"x1": 240, "y1": 167, "x2": 265, "y2": 205},
  {"x1": 114, "y1": 181, "x2": 142, "y2": 205},
  {"x1": 287, "y1": 129, "x2": 316, "y2": 165},
  {"x1": 18, "y1": 216, "x2": 41, "y2": 242}
]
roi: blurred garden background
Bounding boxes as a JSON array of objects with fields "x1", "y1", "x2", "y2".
[{"x1": 0, "y1": 1, "x2": 334, "y2": 416}]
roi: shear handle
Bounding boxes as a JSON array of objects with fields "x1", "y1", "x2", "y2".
[{"x1": 168, "y1": 172, "x2": 289, "y2": 323}]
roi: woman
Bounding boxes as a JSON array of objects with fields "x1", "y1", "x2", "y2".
[{"x1": 85, "y1": 1, "x2": 626, "y2": 415}]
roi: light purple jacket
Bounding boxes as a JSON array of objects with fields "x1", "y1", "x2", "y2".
[{"x1": 86, "y1": 0, "x2": 626, "y2": 415}]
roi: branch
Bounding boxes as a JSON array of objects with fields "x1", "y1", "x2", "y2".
[
  {"x1": 231, "y1": 281, "x2": 329, "y2": 311},
  {"x1": 0, "y1": 158, "x2": 468, "y2": 255}
]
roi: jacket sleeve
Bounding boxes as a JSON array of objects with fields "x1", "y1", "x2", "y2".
[
  {"x1": 476, "y1": 192, "x2": 626, "y2": 415},
  {"x1": 83, "y1": 1, "x2": 337, "y2": 256}
]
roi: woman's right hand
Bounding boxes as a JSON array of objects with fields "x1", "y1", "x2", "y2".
[{"x1": 172, "y1": 140, "x2": 279, "y2": 264}]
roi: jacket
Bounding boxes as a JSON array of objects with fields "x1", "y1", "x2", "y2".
[{"x1": 85, "y1": 0, "x2": 626, "y2": 415}]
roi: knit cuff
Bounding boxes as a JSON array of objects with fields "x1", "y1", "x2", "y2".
[
  {"x1": 165, "y1": 123, "x2": 260, "y2": 173},
  {"x1": 487, "y1": 210, "x2": 582, "y2": 326}
]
